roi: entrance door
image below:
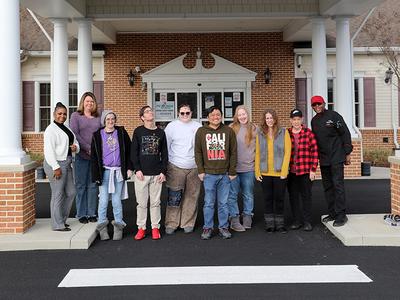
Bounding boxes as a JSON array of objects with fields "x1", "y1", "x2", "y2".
[{"x1": 153, "y1": 89, "x2": 245, "y2": 127}]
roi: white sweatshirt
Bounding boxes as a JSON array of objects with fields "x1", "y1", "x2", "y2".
[
  {"x1": 44, "y1": 122, "x2": 80, "y2": 170},
  {"x1": 165, "y1": 119, "x2": 202, "y2": 169}
]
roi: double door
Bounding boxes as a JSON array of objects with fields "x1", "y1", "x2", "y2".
[{"x1": 153, "y1": 89, "x2": 244, "y2": 127}]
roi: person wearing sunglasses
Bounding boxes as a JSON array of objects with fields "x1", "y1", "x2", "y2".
[
  {"x1": 164, "y1": 104, "x2": 202, "y2": 235},
  {"x1": 310, "y1": 95, "x2": 353, "y2": 227}
]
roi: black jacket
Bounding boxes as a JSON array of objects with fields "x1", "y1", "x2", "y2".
[
  {"x1": 91, "y1": 126, "x2": 133, "y2": 185},
  {"x1": 311, "y1": 109, "x2": 353, "y2": 166}
]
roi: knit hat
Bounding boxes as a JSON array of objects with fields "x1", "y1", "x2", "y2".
[
  {"x1": 311, "y1": 95, "x2": 325, "y2": 105},
  {"x1": 290, "y1": 109, "x2": 303, "y2": 118},
  {"x1": 101, "y1": 110, "x2": 116, "y2": 125}
]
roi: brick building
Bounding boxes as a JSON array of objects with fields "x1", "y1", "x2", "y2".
[{"x1": 1, "y1": 0, "x2": 394, "y2": 233}]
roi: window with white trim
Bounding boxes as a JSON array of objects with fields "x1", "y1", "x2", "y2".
[
  {"x1": 39, "y1": 83, "x2": 51, "y2": 132},
  {"x1": 69, "y1": 82, "x2": 78, "y2": 118}
]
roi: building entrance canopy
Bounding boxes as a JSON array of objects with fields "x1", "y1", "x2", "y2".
[{"x1": 21, "y1": 0, "x2": 384, "y2": 44}]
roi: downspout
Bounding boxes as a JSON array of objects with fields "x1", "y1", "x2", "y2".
[
  {"x1": 26, "y1": 8, "x2": 54, "y2": 113},
  {"x1": 350, "y1": 7, "x2": 376, "y2": 161},
  {"x1": 390, "y1": 80, "x2": 400, "y2": 150}
]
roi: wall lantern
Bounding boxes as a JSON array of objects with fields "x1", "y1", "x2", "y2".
[
  {"x1": 384, "y1": 67, "x2": 394, "y2": 84},
  {"x1": 264, "y1": 67, "x2": 272, "y2": 84},
  {"x1": 127, "y1": 66, "x2": 142, "y2": 87},
  {"x1": 127, "y1": 69, "x2": 135, "y2": 86}
]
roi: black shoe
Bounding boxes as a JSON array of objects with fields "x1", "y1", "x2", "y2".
[
  {"x1": 79, "y1": 217, "x2": 88, "y2": 224},
  {"x1": 54, "y1": 227, "x2": 71, "y2": 232},
  {"x1": 276, "y1": 226, "x2": 288, "y2": 234},
  {"x1": 88, "y1": 216, "x2": 98, "y2": 223},
  {"x1": 322, "y1": 215, "x2": 335, "y2": 223},
  {"x1": 290, "y1": 222, "x2": 302, "y2": 230},
  {"x1": 303, "y1": 222, "x2": 313, "y2": 231},
  {"x1": 64, "y1": 223, "x2": 70, "y2": 228},
  {"x1": 333, "y1": 215, "x2": 348, "y2": 227}
]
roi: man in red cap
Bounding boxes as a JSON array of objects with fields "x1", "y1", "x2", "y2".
[{"x1": 310, "y1": 95, "x2": 353, "y2": 227}]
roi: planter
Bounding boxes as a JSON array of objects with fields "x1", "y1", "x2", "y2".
[
  {"x1": 361, "y1": 161, "x2": 371, "y2": 176},
  {"x1": 36, "y1": 166, "x2": 46, "y2": 179}
]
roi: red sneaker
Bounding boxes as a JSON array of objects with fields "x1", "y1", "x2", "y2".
[
  {"x1": 134, "y1": 228, "x2": 146, "y2": 240},
  {"x1": 151, "y1": 228, "x2": 161, "y2": 240}
]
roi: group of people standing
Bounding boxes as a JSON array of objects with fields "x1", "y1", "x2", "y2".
[{"x1": 43, "y1": 92, "x2": 353, "y2": 241}]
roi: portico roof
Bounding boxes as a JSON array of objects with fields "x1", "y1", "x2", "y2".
[{"x1": 21, "y1": 0, "x2": 385, "y2": 44}]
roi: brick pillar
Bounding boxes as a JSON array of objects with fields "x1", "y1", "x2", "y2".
[
  {"x1": 389, "y1": 156, "x2": 400, "y2": 215},
  {"x1": 344, "y1": 138, "x2": 362, "y2": 177},
  {"x1": 0, "y1": 162, "x2": 37, "y2": 234},
  {"x1": 315, "y1": 138, "x2": 362, "y2": 178}
]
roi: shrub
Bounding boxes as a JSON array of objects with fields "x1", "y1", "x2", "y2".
[{"x1": 363, "y1": 149, "x2": 392, "y2": 167}]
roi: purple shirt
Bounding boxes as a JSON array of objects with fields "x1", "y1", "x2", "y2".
[
  {"x1": 101, "y1": 129, "x2": 121, "y2": 167},
  {"x1": 70, "y1": 112, "x2": 101, "y2": 160}
]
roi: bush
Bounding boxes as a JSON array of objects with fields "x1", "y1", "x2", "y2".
[
  {"x1": 28, "y1": 152, "x2": 44, "y2": 166},
  {"x1": 363, "y1": 149, "x2": 392, "y2": 167}
]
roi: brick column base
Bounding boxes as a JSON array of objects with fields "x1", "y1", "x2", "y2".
[
  {"x1": 0, "y1": 162, "x2": 37, "y2": 234},
  {"x1": 315, "y1": 138, "x2": 362, "y2": 178},
  {"x1": 389, "y1": 156, "x2": 400, "y2": 215}
]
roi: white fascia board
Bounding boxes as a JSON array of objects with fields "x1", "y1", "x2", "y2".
[
  {"x1": 143, "y1": 74, "x2": 256, "y2": 83},
  {"x1": 319, "y1": 0, "x2": 385, "y2": 16},
  {"x1": 294, "y1": 47, "x2": 400, "y2": 55},
  {"x1": 283, "y1": 19, "x2": 312, "y2": 42},
  {"x1": 27, "y1": 50, "x2": 105, "y2": 58}
]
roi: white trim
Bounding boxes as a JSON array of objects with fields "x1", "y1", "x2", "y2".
[
  {"x1": 27, "y1": 50, "x2": 105, "y2": 58},
  {"x1": 294, "y1": 47, "x2": 400, "y2": 55}
]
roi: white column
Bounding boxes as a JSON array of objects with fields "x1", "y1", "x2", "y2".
[
  {"x1": 336, "y1": 16, "x2": 356, "y2": 136},
  {"x1": 312, "y1": 18, "x2": 328, "y2": 100},
  {"x1": 0, "y1": 0, "x2": 28, "y2": 164},
  {"x1": 52, "y1": 19, "x2": 69, "y2": 109},
  {"x1": 77, "y1": 19, "x2": 93, "y2": 98}
]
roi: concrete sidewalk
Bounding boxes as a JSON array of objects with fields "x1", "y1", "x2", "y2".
[
  {"x1": 0, "y1": 218, "x2": 98, "y2": 251},
  {"x1": 322, "y1": 214, "x2": 400, "y2": 246}
]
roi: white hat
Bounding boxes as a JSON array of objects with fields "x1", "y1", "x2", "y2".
[{"x1": 100, "y1": 110, "x2": 116, "y2": 125}]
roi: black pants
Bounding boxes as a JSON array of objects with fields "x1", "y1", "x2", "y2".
[
  {"x1": 287, "y1": 172, "x2": 313, "y2": 224},
  {"x1": 261, "y1": 176, "x2": 287, "y2": 215},
  {"x1": 320, "y1": 163, "x2": 346, "y2": 218}
]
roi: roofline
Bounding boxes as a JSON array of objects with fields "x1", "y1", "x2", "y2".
[{"x1": 294, "y1": 47, "x2": 400, "y2": 54}]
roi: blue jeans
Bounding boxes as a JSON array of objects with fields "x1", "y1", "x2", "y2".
[
  {"x1": 98, "y1": 169, "x2": 125, "y2": 225},
  {"x1": 75, "y1": 154, "x2": 98, "y2": 218},
  {"x1": 202, "y1": 174, "x2": 231, "y2": 229},
  {"x1": 227, "y1": 171, "x2": 255, "y2": 217}
]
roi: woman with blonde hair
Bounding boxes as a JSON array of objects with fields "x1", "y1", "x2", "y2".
[
  {"x1": 70, "y1": 91, "x2": 101, "y2": 224},
  {"x1": 255, "y1": 108, "x2": 291, "y2": 233},
  {"x1": 227, "y1": 105, "x2": 257, "y2": 231}
]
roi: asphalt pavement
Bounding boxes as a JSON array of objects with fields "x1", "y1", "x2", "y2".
[{"x1": 0, "y1": 179, "x2": 399, "y2": 300}]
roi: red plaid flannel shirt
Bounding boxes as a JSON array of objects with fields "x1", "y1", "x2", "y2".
[{"x1": 288, "y1": 126, "x2": 319, "y2": 175}]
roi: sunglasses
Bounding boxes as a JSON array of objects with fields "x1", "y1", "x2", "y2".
[
  {"x1": 180, "y1": 111, "x2": 191, "y2": 116},
  {"x1": 312, "y1": 103, "x2": 323, "y2": 107}
]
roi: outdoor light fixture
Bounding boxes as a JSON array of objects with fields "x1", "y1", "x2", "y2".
[
  {"x1": 127, "y1": 69, "x2": 135, "y2": 86},
  {"x1": 264, "y1": 67, "x2": 272, "y2": 84},
  {"x1": 385, "y1": 67, "x2": 394, "y2": 84},
  {"x1": 127, "y1": 66, "x2": 142, "y2": 87}
]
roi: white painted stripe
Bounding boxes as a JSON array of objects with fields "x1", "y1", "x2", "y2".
[{"x1": 58, "y1": 265, "x2": 372, "y2": 287}]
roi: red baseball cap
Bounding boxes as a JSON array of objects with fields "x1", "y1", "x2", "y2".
[{"x1": 311, "y1": 95, "x2": 325, "y2": 105}]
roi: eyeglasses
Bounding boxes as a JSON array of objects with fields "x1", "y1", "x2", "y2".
[
  {"x1": 311, "y1": 103, "x2": 323, "y2": 107},
  {"x1": 143, "y1": 109, "x2": 153, "y2": 114},
  {"x1": 180, "y1": 112, "x2": 191, "y2": 116}
]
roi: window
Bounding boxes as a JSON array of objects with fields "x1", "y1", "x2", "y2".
[
  {"x1": 69, "y1": 82, "x2": 78, "y2": 118},
  {"x1": 38, "y1": 82, "x2": 79, "y2": 131},
  {"x1": 327, "y1": 79, "x2": 334, "y2": 111},
  {"x1": 354, "y1": 79, "x2": 360, "y2": 127},
  {"x1": 39, "y1": 83, "x2": 51, "y2": 132}
]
